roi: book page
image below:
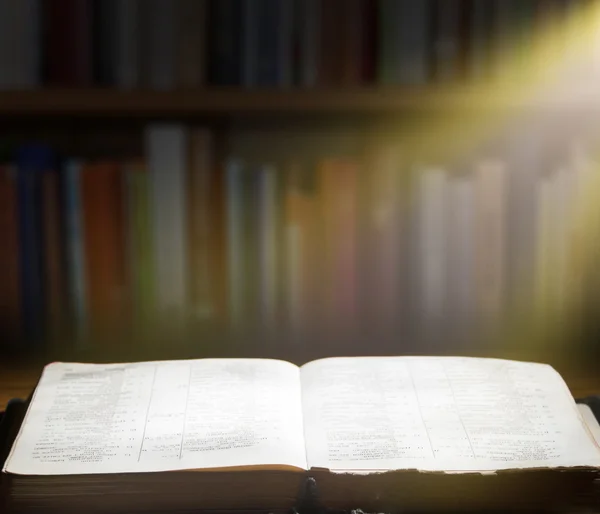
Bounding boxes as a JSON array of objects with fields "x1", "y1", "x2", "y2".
[
  {"x1": 579, "y1": 404, "x2": 600, "y2": 448},
  {"x1": 301, "y1": 357, "x2": 600, "y2": 472},
  {"x1": 4, "y1": 359, "x2": 307, "y2": 475}
]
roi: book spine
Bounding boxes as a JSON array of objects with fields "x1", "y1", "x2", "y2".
[
  {"x1": 475, "y1": 160, "x2": 508, "y2": 320},
  {"x1": 45, "y1": 0, "x2": 93, "y2": 86},
  {"x1": 257, "y1": 165, "x2": 278, "y2": 327},
  {"x1": 16, "y1": 145, "x2": 55, "y2": 342},
  {"x1": 92, "y1": 0, "x2": 117, "y2": 85},
  {"x1": 379, "y1": 0, "x2": 432, "y2": 85},
  {"x1": 432, "y1": 0, "x2": 463, "y2": 82},
  {"x1": 142, "y1": 0, "x2": 176, "y2": 90},
  {"x1": 63, "y1": 160, "x2": 87, "y2": 338},
  {"x1": 241, "y1": 0, "x2": 258, "y2": 86},
  {"x1": 318, "y1": 0, "x2": 345, "y2": 85},
  {"x1": 225, "y1": 159, "x2": 245, "y2": 326},
  {"x1": 209, "y1": 0, "x2": 243, "y2": 86},
  {"x1": 284, "y1": 164, "x2": 310, "y2": 333},
  {"x1": 146, "y1": 125, "x2": 189, "y2": 317},
  {"x1": 319, "y1": 159, "x2": 358, "y2": 331},
  {"x1": 360, "y1": 0, "x2": 378, "y2": 83},
  {"x1": 125, "y1": 162, "x2": 155, "y2": 323},
  {"x1": 114, "y1": 0, "x2": 141, "y2": 89},
  {"x1": 0, "y1": 165, "x2": 22, "y2": 342},
  {"x1": 467, "y1": 0, "x2": 494, "y2": 80},
  {"x1": 0, "y1": 0, "x2": 41, "y2": 90},
  {"x1": 417, "y1": 168, "x2": 448, "y2": 324},
  {"x1": 295, "y1": 0, "x2": 320, "y2": 87},
  {"x1": 363, "y1": 145, "x2": 403, "y2": 329},
  {"x1": 42, "y1": 170, "x2": 66, "y2": 337},
  {"x1": 81, "y1": 161, "x2": 128, "y2": 333},
  {"x1": 446, "y1": 175, "x2": 475, "y2": 327},
  {"x1": 176, "y1": 0, "x2": 208, "y2": 88},
  {"x1": 188, "y1": 129, "x2": 215, "y2": 320}
]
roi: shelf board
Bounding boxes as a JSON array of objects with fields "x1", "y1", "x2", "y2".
[{"x1": 0, "y1": 86, "x2": 583, "y2": 117}]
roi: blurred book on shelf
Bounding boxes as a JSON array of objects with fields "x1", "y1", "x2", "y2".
[
  {"x1": 0, "y1": 0, "x2": 592, "y2": 91},
  {"x1": 0, "y1": 124, "x2": 598, "y2": 359}
]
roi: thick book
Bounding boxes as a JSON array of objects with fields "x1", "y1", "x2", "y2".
[{"x1": 2, "y1": 357, "x2": 600, "y2": 513}]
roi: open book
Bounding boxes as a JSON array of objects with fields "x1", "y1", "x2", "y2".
[{"x1": 3, "y1": 357, "x2": 600, "y2": 512}]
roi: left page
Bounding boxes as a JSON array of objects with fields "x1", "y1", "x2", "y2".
[{"x1": 4, "y1": 359, "x2": 308, "y2": 475}]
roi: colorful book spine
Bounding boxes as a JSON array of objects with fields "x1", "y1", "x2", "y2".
[
  {"x1": 81, "y1": 161, "x2": 128, "y2": 332},
  {"x1": 446, "y1": 174, "x2": 475, "y2": 326},
  {"x1": 362, "y1": 144, "x2": 403, "y2": 329},
  {"x1": 417, "y1": 168, "x2": 447, "y2": 324},
  {"x1": 16, "y1": 144, "x2": 54, "y2": 342},
  {"x1": 225, "y1": 159, "x2": 245, "y2": 326},
  {"x1": 319, "y1": 159, "x2": 358, "y2": 330},
  {"x1": 475, "y1": 159, "x2": 508, "y2": 320},
  {"x1": 257, "y1": 165, "x2": 278, "y2": 326},
  {"x1": 146, "y1": 124, "x2": 189, "y2": 317},
  {"x1": 125, "y1": 161, "x2": 155, "y2": 323},
  {"x1": 188, "y1": 129, "x2": 215, "y2": 320},
  {"x1": 285, "y1": 164, "x2": 315, "y2": 333}
]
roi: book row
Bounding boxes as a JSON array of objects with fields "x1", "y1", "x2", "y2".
[
  {"x1": 0, "y1": 0, "x2": 591, "y2": 90},
  {"x1": 0, "y1": 126, "x2": 598, "y2": 349}
]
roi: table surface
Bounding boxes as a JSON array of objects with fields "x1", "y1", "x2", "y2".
[{"x1": 1, "y1": 362, "x2": 600, "y2": 410}]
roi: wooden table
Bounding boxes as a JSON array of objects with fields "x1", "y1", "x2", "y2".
[{"x1": 1, "y1": 363, "x2": 599, "y2": 411}]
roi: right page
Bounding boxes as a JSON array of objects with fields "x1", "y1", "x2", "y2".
[{"x1": 300, "y1": 357, "x2": 600, "y2": 472}]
